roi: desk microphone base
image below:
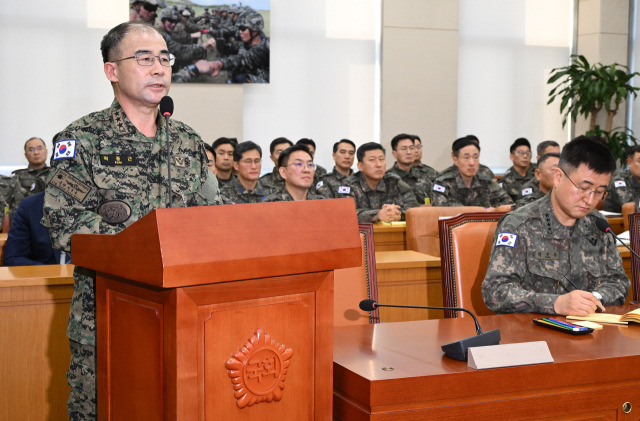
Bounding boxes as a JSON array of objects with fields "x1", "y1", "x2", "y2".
[{"x1": 441, "y1": 329, "x2": 501, "y2": 361}]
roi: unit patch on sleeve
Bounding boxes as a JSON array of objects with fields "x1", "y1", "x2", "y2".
[
  {"x1": 316, "y1": 180, "x2": 324, "y2": 190},
  {"x1": 53, "y1": 139, "x2": 77, "y2": 160},
  {"x1": 614, "y1": 180, "x2": 627, "y2": 188},
  {"x1": 433, "y1": 184, "x2": 446, "y2": 193},
  {"x1": 337, "y1": 186, "x2": 351, "y2": 194},
  {"x1": 49, "y1": 169, "x2": 92, "y2": 203},
  {"x1": 495, "y1": 232, "x2": 517, "y2": 247},
  {"x1": 521, "y1": 187, "x2": 533, "y2": 196}
]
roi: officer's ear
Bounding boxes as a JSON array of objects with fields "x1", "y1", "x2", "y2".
[
  {"x1": 552, "y1": 167, "x2": 564, "y2": 188},
  {"x1": 278, "y1": 165, "x2": 287, "y2": 180},
  {"x1": 104, "y1": 62, "x2": 119, "y2": 83}
]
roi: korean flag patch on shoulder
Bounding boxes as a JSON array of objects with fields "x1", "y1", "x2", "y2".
[
  {"x1": 522, "y1": 187, "x2": 533, "y2": 196},
  {"x1": 496, "y1": 232, "x2": 517, "y2": 247},
  {"x1": 53, "y1": 139, "x2": 77, "y2": 160},
  {"x1": 614, "y1": 180, "x2": 627, "y2": 188},
  {"x1": 316, "y1": 180, "x2": 324, "y2": 190},
  {"x1": 433, "y1": 184, "x2": 446, "y2": 193},
  {"x1": 338, "y1": 185, "x2": 351, "y2": 194}
]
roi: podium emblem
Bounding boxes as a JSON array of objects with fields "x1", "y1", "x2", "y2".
[{"x1": 225, "y1": 328, "x2": 293, "y2": 408}]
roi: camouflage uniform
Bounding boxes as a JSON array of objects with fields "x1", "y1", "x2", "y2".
[
  {"x1": 216, "y1": 173, "x2": 237, "y2": 188},
  {"x1": 6, "y1": 165, "x2": 51, "y2": 211},
  {"x1": 263, "y1": 189, "x2": 325, "y2": 202},
  {"x1": 259, "y1": 169, "x2": 285, "y2": 191},
  {"x1": 158, "y1": 26, "x2": 209, "y2": 72},
  {"x1": 499, "y1": 165, "x2": 536, "y2": 202},
  {"x1": 438, "y1": 163, "x2": 495, "y2": 179},
  {"x1": 386, "y1": 163, "x2": 433, "y2": 204},
  {"x1": 0, "y1": 174, "x2": 12, "y2": 200},
  {"x1": 603, "y1": 168, "x2": 640, "y2": 212},
  {"x1": 482, "y1": 194, "x2": 629, "y2": 314},
  {"x1": 315, "y1": 167, "x2": 353, "y2": 199},
  {"x1": 219, "y1": 37, "x2": 269, "y2": 83},
  {"x1": 43, "y1": 100, "x2": 221, "y2": 420},
  {"x1": 220, "y1": 177, "x2": 274, "y2": 204},
  {"x1": 431, "y1": 171, "x2": 514, "y2": 207},
  {"x1": 345, "y1": 171, "x2": 419, "y2": 223},
  {"x1": 0, "y1": 192, "x2": 6, "y2": 232},
  {"x1": 171, "y1": 63, "x2": 201, "y2": 83},
  {"x1": 413, "y1": 162, "x2": 438, "y2": 183},
  {"x1": 513, "y1": 181, "x2": 545, "y2": 209}
]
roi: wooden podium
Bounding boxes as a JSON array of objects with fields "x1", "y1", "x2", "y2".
[{"x1": 71, "y1": 199, "x2": 361, "y2": 420}]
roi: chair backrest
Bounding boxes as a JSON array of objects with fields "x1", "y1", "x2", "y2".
[
  {"x1": 439, "y1": 212, "x2": 506, "y2": 318},
  {"x1": 627, "y1": 212, "x2": 640, "y2": 303},
  {"x1": 406, "y1": 206, "x2": 487, "y2": 257},
  {"x1": 622, "y1": 202, "x2": 635, "y2": 232},
  {"x1": 333, "y1": 223, "x2": 380, "y2": 326}
]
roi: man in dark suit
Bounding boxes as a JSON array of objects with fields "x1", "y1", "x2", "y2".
[{"x1": 3, "y1": 192, "x2": 68, "y2": 266}]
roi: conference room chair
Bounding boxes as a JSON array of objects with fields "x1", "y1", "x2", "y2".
[
  {"x1": 438, "y1": 212, "x2": 507, "y2": 318},
  {"x1": 627, "y1": 212, "x2": 640, "y2": 303},
  {"x1": 1, "y1": 212, "x2": 9, "y2": 233},
  {"x1": 622, "y1": 202, "x2": 635, "y2": 232},
  {"x1": 405, "y1": 205, "x2": 512, "y2": 257},
  {"x1": 333, "y1": 223, "x2": 380, "y2": 326}
]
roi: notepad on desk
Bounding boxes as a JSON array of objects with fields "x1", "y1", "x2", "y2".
[{"x1": 567, "y1": 308, "x2": 640, "y2": 325}]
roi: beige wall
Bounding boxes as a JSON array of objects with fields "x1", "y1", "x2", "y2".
[{"x1": 381, "y1": 0, "x2": 459, "y2": 171}]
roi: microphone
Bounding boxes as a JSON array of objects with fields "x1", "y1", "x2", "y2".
[
  {"x1": 596, "y1": 218, "x2": 640, "y2": 260},
  {"x1": 358, "y1": 299, "x2": 500, "y2": 361},
  {"x1": 159, "y1": 96, "x2": 174, "y2": 207}
]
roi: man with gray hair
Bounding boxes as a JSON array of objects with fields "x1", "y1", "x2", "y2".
[{"x1": 43, "y1": 21, "x2": 221, "y2": 420}]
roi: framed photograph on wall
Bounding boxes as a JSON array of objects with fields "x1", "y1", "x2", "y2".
[{"x1": 130, "y1": 0, "x2": 270, "y2": 84}]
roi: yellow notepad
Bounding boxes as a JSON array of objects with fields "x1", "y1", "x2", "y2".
[{"x1": 567, "y1": 308, "x2": 640, "y2": 325}]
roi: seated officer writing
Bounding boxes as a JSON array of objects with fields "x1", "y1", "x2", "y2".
[{"x1": 482, "y1": 136, "x2": 629, "y2": 316}]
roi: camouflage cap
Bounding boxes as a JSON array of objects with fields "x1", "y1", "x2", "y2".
[
  {"x1": 160, "y1": 7, "x2": 180, "y2": 21},
  {"x1": 237, "y1": 11, "x2": 264, "y2": 32}
]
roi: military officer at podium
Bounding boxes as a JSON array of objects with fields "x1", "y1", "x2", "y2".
[{"x1": 43, "y1": 21, "x2": 221, "y2": 421}]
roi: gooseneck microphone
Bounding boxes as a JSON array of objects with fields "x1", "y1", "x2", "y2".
[
  {"x1": 159, "y1": 96, "x2": 174, "y2": 207},
  {"x1": 596, "y1": 218, "x2": 640, "y2": 260},
  {"x1": 358, "y1": 299, "x2": 501, "y2": 361}
]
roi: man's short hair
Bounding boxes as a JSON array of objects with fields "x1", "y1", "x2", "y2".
[
  {"x1": 296, "y1": 138, "x2": 316, "y2": 149},
  {"x1": 278, "y1": 145, "x2": 312, "y2": 168},
  {"x1": 559, "y1": 136, "x2": 616, "y2": 175},
  {"x1": 333, "y1": 139, "x2": 356, "y2": 153},
  {"x1": 452, "y1": 136, "x2": 480, "y2": 156},
  {"x1": 269, "y1": 137, "x2": 293, "y2": 155},
  {"x1": 536, "y1": 152, "x2": 560, "y2": 167},
  {"x1": 24, "y1": 137, "x2": 45, "y2": 151},
  {"x1": 537, "y1": 140, "x2": 560, "y2": 156},
  {"x1": 203, "y1": 143, "x2": 215, "y2": 160},
  {"x1": 510, "y1": 138, "x2": 531, "y2": 154},
  {"x1": 412, "y1": 134, "x2": 422, "y2": 144},
  {"x1": 390, "y1": 133, "x2": 413, "y2": 150},
  {"x1": 212, "y1": 137, "x2": 238, "y2": 151},
  {"x1": 100, "y1": 21, "x2": 157, "y2": 63},
  {"x1": 466, "y1": 134, "x2": 480, "y2": 143},
  {"x1": 233, "y1": 141, "x2": 262, "y2": 161},
  {"x1": 357, "y1": 142, "x2": 385, "y2": 163},
  {"x1": 626, "y1": 145, "x2": 640, "y2": 159}
]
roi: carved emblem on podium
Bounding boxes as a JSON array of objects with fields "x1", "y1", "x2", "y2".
[{"x1": 225, "y1": 328, "x2": 293, "y2": 408}]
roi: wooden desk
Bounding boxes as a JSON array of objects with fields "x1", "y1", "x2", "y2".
[
  {"x1": 372, "y1": 224, "x2": 406, "y2": 251},
  {"x1": 334, "y1": 305, "x2": 640, "y2": 420},
  {"x1": 0, "y1": 264, "x2": 74, "y2": 421},
  {"x1": 0, "y1": 233, "x2": 7, "y2": 266},
  {"x1": 608, "y1": 215, "x2": 625, "y2": 235}
]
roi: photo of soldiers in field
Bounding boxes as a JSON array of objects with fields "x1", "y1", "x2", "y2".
[{"x1": 130, "y1": 0, "x2": 270, "y2": 84}]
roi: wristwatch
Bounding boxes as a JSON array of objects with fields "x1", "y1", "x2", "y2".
[{"x1": 592, "y1": 291, "x2": 603, "y2": 301}]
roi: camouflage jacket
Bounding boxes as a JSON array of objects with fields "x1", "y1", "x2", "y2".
[
  {"x1": 263, "y1": 188, "x2": 325, "y2": 202},
  {"x1": 0, "y1": 192, "x2": 6, "y2": 232},
  {"x1": 386, "y1": 163, "x2": 432, "y2": 204},
  {"x1": 438, "y1": 163, "x2": 495, "y2": 179},
  {"x1": 158, "y1": 27, "x2": 207, "y2": 71},
  {"x1": 172, "y1": 64, "x2": 200, "y2": 83},
  {"x1": 603, "y1": 168, "x2": 640, "y2": 213},
  {"x1": 482, "y1": 194, "x2": 629, "y2": 314},
  {"x1": 345, "y1": 171, "x2": 419, "y2": 223},
  {"x1": 6, "y1": 166, "x2": 51, "y2": 211},
  {"x1": 513, "y1": 181, "x2": 545, "y2": 210},
  {"x1": 43, "y1": 99, "x2": 221, "y2": 346},
  {"x1": 413, "y1": 163, "x2": 438, "y2": 183},
  {"x1": 499, "y1": 165, "x2": 536, "y2": 202},
  {"x1": 315, "y1": 167, "x2": 353, "y2": 199},
  {"x1": 0, "y1": 174, "x2": 13, "y2": 200},
  {"x1": 259, "y1": 169, "x2": 285, "y2": 191},
  {"x1": 220, "y1": 177, "x2": 274, "y2": 204},
  {"x1": 431, "y1": 171, "x2": 513, "y2": 208},
  {"x1": 220, "y1": 36, "x2": 270, "y2": 82},
  {"x1": 216, "y1": 173, "x2": 237, "y2": 188}
]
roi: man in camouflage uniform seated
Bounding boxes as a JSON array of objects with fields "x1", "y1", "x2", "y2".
[
  {"x1": 438, "y1": 134, "x2": 495, "y2": 179},
  {"x1": 316, "y1": 139, "x2": 356, "y2": 198},
  {"x1": 43, "y1": 21, "x2": 222, "y2": 420},
  {"x1": 603, "y1": 145, "x2": 640, "y2": 212},
  {"x1": 343, "y1": 142, "x2": 419, "y2": 222},
  {"x1": 259, "y1": 137, "x2": 293, "y2": 191},
  {"x1": 513, "y1": 153, "x2": 560, "y2": 209},
  {"x1": 386, "y1": 133, "x2": 433, "y2": 204},
  {"x1": 210, "y1": 11, "x2": 270, "y2": 83},
  {"x1": 432, "y1": 136, "x2": 513, "y2": 208},
  {"x1": 212, "y1": 137, "x2": 238, "y2": 187},
  {"x1": 535, "y1": 140, "x2": 560, "y2": 161},
  {"x1": 483, "y1": 136, "x2": 629, "y2": 316},
  {"x1": 221, "y1": 141, "x2": 274, "y2": 203},
  {"x1": 6, "y1": 137, "x2": 51, "y2": 211},
  {"x1": 411, "y1": 134, "x2": 438, "y2": 183},
  {"x1": 500, "y1": 137, "x2": 537, "y2": 202},
  {"x1": 264, "y1": 145, "x2": 324, "y2": 201}
]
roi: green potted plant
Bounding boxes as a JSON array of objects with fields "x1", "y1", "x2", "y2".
[{"x1": 547, "y1": 54, "x2": 640, "y2": 165}]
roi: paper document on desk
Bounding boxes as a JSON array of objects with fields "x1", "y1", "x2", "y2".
[
  {"x1": 567, "y1": 313, "x2": 628, "y2": 325},
  {"x1": 617, "y1": 230, "x2": 630, "y2": 246},
  {"x1": 599, "y1": 210, "x2": 622, "y2": 217}
]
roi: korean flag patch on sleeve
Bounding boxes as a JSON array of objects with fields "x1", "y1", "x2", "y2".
[
  {"x1": 521, "y1": 187, "x2": 533, "y2": 196},
  {"x1": 614, "y1": 180, "x2": 627, "y2": 188},
  {"x1": 496, "y1": 232, "x2": 517, "y2": 247},
  {"x1": 53, "y1": 139, "x2": 77, "y2": 160},
  {"x1": 316, "y1": 180, "x2": 324, "y2": 190},
  {"x1": 338, "y1": 185, "x2": 351, "y2": 194},
  {"x1": 433, "y1": 184, "x2": 446, "y2": 193}
]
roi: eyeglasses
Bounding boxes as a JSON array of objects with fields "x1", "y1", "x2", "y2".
[
  {"x1": 238, "y1": 26, "x2": 249, "y2": 31},
  {"x1": 112, "y1": 51, "x2": 175, "y2": 67},
  {"x1": 142, "y1": 3, "x2": 158, "y2": 12},
  {"x1": 286, "y1": 161, "x2": 316, "y2": 171},
  {"x1": 560, "y1": 167, "x2": 608, "y2": 200},
  {"x1": 414, "y1": 144, "x2": 422, "y2": 150},
  {"x1": 27, "y1": 146, "x2": 45, "y2": 153},
  {"x1": 515, "y1": 150, "x2": 531, "y2": 157},
  {"x1": 397, "y1": 146, "x2": 415, "y2": 152},
  {"x1": 240, "y1": 158, "x2": 261, "y2": 166}
]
